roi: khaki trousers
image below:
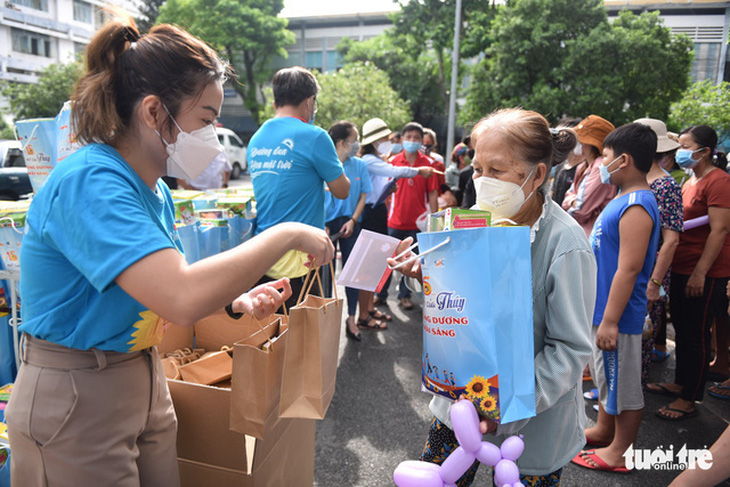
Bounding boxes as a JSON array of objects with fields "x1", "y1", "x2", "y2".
[{"x1": 6, "y1": 334, "x2": 180, "y2": 487}]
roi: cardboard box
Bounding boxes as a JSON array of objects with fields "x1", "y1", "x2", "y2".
[
  {"x1": 177, "y1": 418, "x2": 314, "y2": 487},
  {"x1": 160, "y1": 313, "x2": 315, "y2": 485}
]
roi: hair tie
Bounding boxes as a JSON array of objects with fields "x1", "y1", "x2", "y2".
[
  {"x1": 549, "y1": 128, "x2": 560, "y2": 137},
  {"x1": 123, "y1": 26, "x2": 140, "y2": 44}
]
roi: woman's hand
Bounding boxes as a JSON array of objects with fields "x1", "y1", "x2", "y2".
[
  {"x1": 455, "y1": 396, "x2": 497, "y2": 434},
  {"x1": 418, "y1": 166, "x2": 434, "y2": 178},
  {"x1": 283, "y1": 222, "x2": 336, "y2": 267},
  {"x1": 646, "y1": 280, "x2": 661, "y2": 304},
  {"x1": 339, "y1": 219, "x2": 355, "y2": 239},
  {"x1": 686, "y1": 271, "x2": 705, "y2": 298},
  {"x1": 232, "y1": 278, "x2": 292, "y2": 320},
  {"x1": 386, "y1": 236, "x2": 423, "y2": 282}
]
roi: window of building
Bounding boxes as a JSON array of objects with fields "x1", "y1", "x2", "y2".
[
  {"x1": 73, "y1": 0, "x2": 93, "y2": 24},
  {"x1": 305, "y1": 51, "x2": 323, "y2": 70},
  {"x1": 13, "y1": 0, "x2": 48, "y2": 11},
  {"x1": 10, "y1": 28, "x2": 53, "y2": 57},
  {"x1": 74, "y1": 42, "x2": 86, "y2": 57},
  {"x1": 691, "y1": 42, "x2": 721, "y2": 82},
  {"x1": 325, "y1": 50, "x2": 344, "y2": 72}
]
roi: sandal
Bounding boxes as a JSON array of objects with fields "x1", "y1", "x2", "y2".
[
  {"x1": 357, "y1": 316, "x2": 388, "y2": 330},
  {"x1": 651, "y1": 348, "x2": 670, "y2": 362},
  {"x1": 646, "y1": 383, "x2": 680, "y2": 398},
  {"x1": 655, "y1": 406, "x2": 697, "y2": 421},
  {"x1": 369, "y1": 309, "x2": 392, "y2": 321},
  {"x1": 708, "y1": 382, "x2": 730, "y2": 400}
]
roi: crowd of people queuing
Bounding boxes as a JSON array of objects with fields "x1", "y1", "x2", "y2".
[
  {"x1": 5, "y1": 10, "x2": 729, "y2": 483},
  {"x1": 245, "y1": 64, "x2": 730, "y2": 485}
]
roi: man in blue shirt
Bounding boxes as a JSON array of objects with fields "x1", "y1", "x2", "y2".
[{"x1": 248, "y1": 66, "x2": 350, "y2": 303}]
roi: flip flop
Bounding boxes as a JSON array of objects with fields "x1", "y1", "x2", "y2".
[
  {"x1": 646, "y1": 383, "x2": 680, "y2": 398},
  {"x1": 357, "y1": 316, "x2": 388, "y2": 331},
  {"x1": 651, "y1": 349, "x2": 670, "y2": 362},
  {"x1": 571, "y1": 451, "x2": 630, "y2": 473},
  {"x1": 585, "y1": 435, "x2": 611, "y2": 447},
  {"x1": 655, "y1": 406, "x2": 697, "y2": 421},
  {"x1": 369, "y1": 309, "x2": 392, "y2": 322},
  {"x1": 583, "y1": 388, "x2": 599, "y2": 401},
  {"x1": 708, "y1": 383, "x2": 730, "y2": 400}
]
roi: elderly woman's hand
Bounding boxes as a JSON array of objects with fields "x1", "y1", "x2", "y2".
[{"x1": 386, "y1": 236, "x2": 423, "y2": 282}]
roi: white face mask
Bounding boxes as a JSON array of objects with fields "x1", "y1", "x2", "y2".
[
  {"x1": 474, "y1": 167, "x2": 536, "y2": 220},
  {"x1": 346, "y1": 140, "x2": 360, "y2": 159},
  {"x1": 156, "y1": 105, "x2": 224, "y2": 180},
  {"x1": 376, "y1": 141, "x2": 393, "y2": 156}
]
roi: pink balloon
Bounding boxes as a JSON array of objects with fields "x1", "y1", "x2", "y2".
[
  {"x1": 449, "y1": 400, "x2": 482, "y2": 452},
  {"x1": 500, "y1": 436, "x2": 525, "y2": 461},
  {"x1": 393, "y1": 461, "x2": 444, "y2": 487},
  {"x1": 475, "y1": 442, "x2": 502, "y2": 466},
  {"x1": 494, "y1": 459, "x2": 520, "y2": 486},
  {"x1": 439, "y1": 447, "x2": 477, "y2": 484}
]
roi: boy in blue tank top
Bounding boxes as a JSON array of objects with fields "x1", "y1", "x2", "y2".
[{"x1": 572, "y1": 123, "x2": 660, "y2": 473}]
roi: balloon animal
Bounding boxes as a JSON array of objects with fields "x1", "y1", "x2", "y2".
[{"x1": 393, "y1": 400, "x2": 525, "y2": 487}]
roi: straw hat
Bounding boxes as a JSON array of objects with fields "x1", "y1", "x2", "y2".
[
  {"x1": 574, "y1": 115, "x2": 615, "y2": 154},
  {"x1": 634, "y1": 118, "x2": 681, "y2": 153},
  {"x1": 361, "y1": 118, "x2": 391, "y2": 146}
]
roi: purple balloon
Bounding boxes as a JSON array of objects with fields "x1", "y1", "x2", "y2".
[
  {"x1": 683, "y1": 215, "x2": 709, "y2": 231},
  {"x1": 494, "y1": 459, "x2": 520, "y2": 486},
  {"x1": 475, "y1": 441, "x2": 502, "y2": 466},
  {"x1": 439, "y1": 447, "x2": 477, "y2": 484},
  {"x1": 450, "y1": 400, "x2": 482, "y2": 452},
  {"x1": 393, "y1": 461, "x2": 444, "y2": 487},
  {"x1": 500, "y1": 436, "x2": 525, "y2": 461}
]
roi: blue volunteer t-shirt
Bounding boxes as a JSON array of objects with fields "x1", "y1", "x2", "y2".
[
  {"x1": 247, "y1": 117, "x2": 344, "y2": 233},
  {"x1": 19, "y1": 144, "x2": 182, "y2": 352},
  {"x1": 589, "y1": 189, "x2": 660, "y2": 334},
  {"x1": 325, "y1": 156, "x2": 372, "y2": 223}
]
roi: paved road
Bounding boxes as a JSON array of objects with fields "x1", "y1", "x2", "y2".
[
  {"x1": 314, "y1": 282, "x2": 730, "y2": 487},
  {"x1": 230, "y1": 173, "x2": 730, "y2": 486}
]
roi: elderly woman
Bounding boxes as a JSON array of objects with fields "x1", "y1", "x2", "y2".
[{"x1": 390, "y1": 108, "x2": 596, "y2": 486}]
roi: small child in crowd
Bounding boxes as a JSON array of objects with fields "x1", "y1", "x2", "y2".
[{"x1": 572, "y1": 122, "x2": 660, "y2": 473}]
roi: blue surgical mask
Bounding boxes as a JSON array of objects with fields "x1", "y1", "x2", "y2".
[
  {"x1": 675, "y1": 148, "x2": 704, "y2": 169},
  {"x1": 391, "y1": 143, "x2": 402, "y2": 154},
  {"x1": 599, "y1": 155, "x2": 623, "y2": 185},
  {"x1": 403, "y1": 140, "x2": 421, "y2": 154}
]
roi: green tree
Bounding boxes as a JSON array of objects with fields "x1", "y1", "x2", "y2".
[
  {"x1": 341, "y1": 0, "x2": 497, "y2": 124},
  {"x1": 669, "y1": 80, "x2": 730, "y2": 137},
  {"x1": 158, "y1": 0, "x2": 294, "y2": 125},
  {"x1": 0, "y1": 113, "x2": 13, "y2": 140},
  {"x1": 134, "y1": 0, "x2": 165, "y2": 33},
  {"x1": 460, "y1": 0, "x2": 605, "y2": 125},
  {"x1": 460, "y1": 2, "x2": 693, "y2": 128},
  {"x1": 260, "y1": 62, "x2": 412, "y2": 133},
  {"x1": 561, "y1": 10, "x2": 693, "y2": 125},
  {"x1": 1, "y1": 61, "x2": 82, "y2": 120}
]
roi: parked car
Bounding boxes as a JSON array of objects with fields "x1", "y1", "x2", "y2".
[
  {"x1": 217, "y1": 127, "x2": 247, "y2": 179},
  {"x1": 0, "y1": 140, "x2": 33, "y2": 200}
]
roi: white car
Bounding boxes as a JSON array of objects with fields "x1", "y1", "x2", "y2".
[{"x1": 216, "y1": 127, "x2": 247, "y2": 179}]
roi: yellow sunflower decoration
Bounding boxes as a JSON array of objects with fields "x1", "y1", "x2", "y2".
[
  {"x1": 480, "y1": 394, "x2": 497, "y2": 414},
  {"x1": 465, "y1": 375, "x2": 491, "y2": 398},
  {"x1": 127, "y1": 310, "x2": 168, "y2": 352}
]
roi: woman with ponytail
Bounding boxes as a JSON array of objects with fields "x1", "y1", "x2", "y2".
[{"x1": 5, "y1": 14, "x2": 334, "y2": 486}]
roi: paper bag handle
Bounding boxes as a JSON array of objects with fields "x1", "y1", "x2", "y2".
[{"x1": 295, "y1": 261, "x2": 338, "y2": 308}]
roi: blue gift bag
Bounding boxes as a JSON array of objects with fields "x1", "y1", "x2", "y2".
[{"x1": 417, "y1": 227, "x2": 535, "y2": 424}]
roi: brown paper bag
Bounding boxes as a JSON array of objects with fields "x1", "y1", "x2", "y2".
[
  {"x1": 178, "y1": 350, "x2": 233, "y2": 385},
  {"x1": 279, "y1": 264, "x2": 343, "y2": 419},
  {"x1": 228, "y1": 314, "x2": 289, "y2": 439}
]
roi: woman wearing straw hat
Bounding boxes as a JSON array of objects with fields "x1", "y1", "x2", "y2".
[{"x1": 359, "y1": 117, "x2": 434, "y2": 314}]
